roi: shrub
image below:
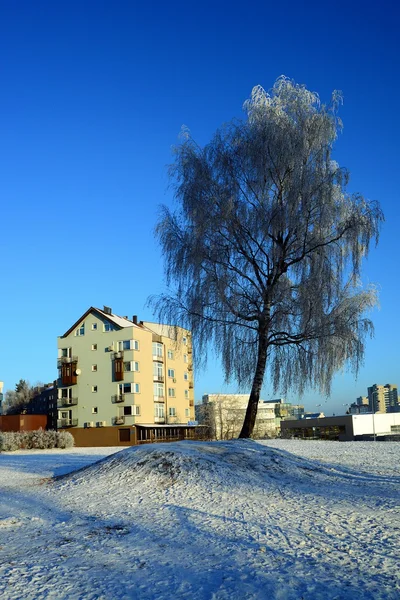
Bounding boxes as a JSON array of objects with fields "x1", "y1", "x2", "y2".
[
  {"x1": 0, "y1": 429, "x2": 75, "y2": 452},
  {"x1": 56, "y1": 430, "x2": 75, "y2": 449}
]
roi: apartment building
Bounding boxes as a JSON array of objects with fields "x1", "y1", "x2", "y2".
[
  {"x1": 57, "y1": 306, "x2": 196, "y2": 446},
  {"x1": 198, "y1": 394, "x2": 290, "y2": 439},
  {"x1": 0, "y1": 381, "x2": 3, "y2": 415},
  {"x1": 367, "y1": 384, "x2": 399, "y2": 413},
  {"x1": 26, "y1": 382, "x2": 58, "y2": 430}
]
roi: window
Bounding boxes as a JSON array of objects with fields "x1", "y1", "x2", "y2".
[
  {"x1": 168, "y1": 388, "x2": 176, "y2": 398},
  {"x1": 92, "y1": 365, "x2": 97, "y2": 372},
  {"x1": 154, "y1": 403, "x2": 165, "y2": 418},
  {"x1": 61, "y1": 348, "x2": 72, "y2": 358},
  {"x1": 169, "y1": 407, "x2": 176, "y2": 417},
  {"x1": 167, "y1": 349, "x2": 174, "y2": 360},
  {"x1": 92, "y1": 386, "x2": 97, "y2": 393},
  {"x1": 182, "y1": 336, "x2": 187, "y2": 345},
  {"x1": 168, "y1": 368, "x2": 175, "y2": 378},
  {"x1": 91, "y1": 323, "x2": 97, "y2": 331},
  {"x1": 119, "y1": 383, "x2": 132, "y2": 394},
  {"x1": 184, "y1": 372, "x2": 188, "y2": 381},
  {"x1": 133, "y1": 383, "x2": 140, "y2": 393},
  {"x1": 92, "y1": 407, "x2": 98, "y2": 414},
  {"x1": 60, "y1": 388, "x2": 72, "y2": 399},
  {"x1": 75, "y1": 323, "x2": 85, "y2": 336},
  {"x1": 153, "y1": 362, "x2": 163, "y2": 378},
  {"x1": 184, "y1": 390, "x2": 189, "y2": 399},
  {"x1": 185, "y1": 408, "x2": 190, "y2": 417},
  {"x1": 152, "y1": 342, "x2": 163, "y2": 357},
  {"x1": 92, "y1": 344, "x2": 97, "y2": 351},
  {"x1": 104, "y1": 322, "x2": 116, "y2": 332},
  {"x1": 123, "y1": 405, "x2": 141, "y2": 416},
  {"x1": 183, "y1": 354, "x2": 188, "y2": 363},
  {"x1": 154, "y1": 382, "x2": 164, "y2": 397},
  {"x1": 118, "y1": 340, "x2": 139, "y2": 351},
  {"x1": 124, "y1": 361, "x2": 139, "y2": 372}
]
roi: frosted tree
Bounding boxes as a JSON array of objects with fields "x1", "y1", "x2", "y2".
[{"x1": 153, "y1": 76, "x2": 383, "y2": 438}]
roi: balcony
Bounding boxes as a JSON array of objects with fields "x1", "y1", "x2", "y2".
[
  {"x1": 153, "y1": 375, "x2": 164, "y2": 383},
  {"x1": 113, "y1": 351, "x2": 124, "y2": 359},
  {"x1": 154, "y1": 416, "x2": 165, "y2": 424},
  {"x1": 152, "y1": 354, "x2": 164, "y2": 362},
  {"x1": 189, "y1": 381, "x2": 194, "y2": 389},
  {"x1": 189, "y1": 399, "x2": 194, "y2": 407},
  {"x1": 153, "y1": 395, "x2": 165, "y2": 403},
  {"x1": 57, "y1": 418, "x2": 78, "y2": 428},
  {"x1": 111, "y1": 394, "x2": 125, "y2": 404},
  {"x1": 57, "y1": 356, "x2": 78, "y2": 367},
  {"x1": 57, "y1": 398, "x2": 78, "y2": 408},
  {"x1": 113, "y1": 416, "x2": 125, "y2": 425}
]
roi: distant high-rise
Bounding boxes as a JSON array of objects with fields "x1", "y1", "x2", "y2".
[{"x1": 367, "y1": 384, "x2": 398, "y2": 413}]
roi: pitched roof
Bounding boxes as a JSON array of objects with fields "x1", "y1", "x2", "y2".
[{"x1": 60, "y1": 307, "x2": 142, "y2": 338}]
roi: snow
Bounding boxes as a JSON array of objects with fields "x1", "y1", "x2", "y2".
[{"x1": 0, "y1": 440, "x2": 399, "y2": 599}]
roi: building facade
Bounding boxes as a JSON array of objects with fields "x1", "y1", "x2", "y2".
[
  {"x1": 0, "y1": 381, "x2": 3, "y2": 415},
  {"x1": 367, "y1": 384, "x2": 399, "y2": 413},
  {"x1": 57, "y1": 306, "x2": 196, "y2": 446},
  {"x1": 198, "y1": 394, "x2": 304, "y2": 439},
  {"x1": 26, "y1": 382, "x2": 58, "y2": 430},
  {"x1": 281, "y1": 413, "x2": 400, "y2": 441}
]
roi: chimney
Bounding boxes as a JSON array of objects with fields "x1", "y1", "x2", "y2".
[
  {"x1": 132, "y1": 315, "x2": 138, "y2": 324},
  {"x1": 103, "y1": 306, "x2": 112, "y2": 315}
]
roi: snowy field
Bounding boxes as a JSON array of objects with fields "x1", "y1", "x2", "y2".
[{"x1": 0, "y1": 440, "x2": 399, "y2": 600}]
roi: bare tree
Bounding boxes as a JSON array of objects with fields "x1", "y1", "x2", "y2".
[
  {"x1": 153, "y1": 76, "x2": 383, "y2": 438},
  {"x1": 4, "y1": 379, "x2": 36, "y2": 415}
]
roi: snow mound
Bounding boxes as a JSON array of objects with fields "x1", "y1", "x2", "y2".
[{"x1": 51, "y1": 439, "x2": 349, "y2": 502}]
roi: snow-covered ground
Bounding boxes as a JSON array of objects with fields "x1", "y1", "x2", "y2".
[{"x1": 0, "y1": 440, "x2": 399, "y2": 599}]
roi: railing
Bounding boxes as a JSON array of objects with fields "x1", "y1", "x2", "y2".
[
  {"x1": 152, "y1": 354, "x2": 164, "y2": 362},
  {"x1": 189, "y1": 381, "x2": 194, "y2": 389},
  {"x1": 154, "y1": 416, "x2": 166, "y2": 424},
  {"x1": 57, "y1": 356, "x2": 78, "y2": 367},
  {"x1": 153, "y1": 375, "x2": 164, "y2": 383},
  {"x1": 113, "y1": 416, "x2": 125, "y2": 425},
  {"x1": 57, "y1": 398, "x2": 78, "y2": 408},
  {"x1": 111, "y1": 395, "x2": 125, "y2": 403},
  {"x1": 113, "y1": 351, "x2": 124, "y2": 359},
  {"x1": 153, "y1": 395, "x2": 165, "y2": 403},
  {"x1": 189, "y1": 399, "x2": 194, "y2": 407},
  {"x1": 57, "y1": 418, "x2": 78, "y2": 428}
]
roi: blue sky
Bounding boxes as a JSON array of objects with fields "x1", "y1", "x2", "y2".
[{"x1": 0, "y1": 1, "x2": 398, "y2": 415}]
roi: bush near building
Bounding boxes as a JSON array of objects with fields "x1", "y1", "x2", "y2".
[{"x1": 0, "y1": 429, "x2": 74, "y2": 452}]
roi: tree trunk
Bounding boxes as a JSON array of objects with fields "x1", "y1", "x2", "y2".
[{"x1": 239, "y1": 330, "x2": 269, "y2": 438}]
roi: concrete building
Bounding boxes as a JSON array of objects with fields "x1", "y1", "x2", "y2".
[
  {"x1": 281, "y1": 412, "x2": 400, "y2": 441},
  {"x1": 198, "y1": 394, "x2": 276, "y2": 439},
  {"x1": 367, "y1": 384, "x2": 399, "y2": 413},
  {"x1": 57, "y1": 306, "x2": 196, "y2": 446},
  {"x1": 349, "y1": 396, "x2": 369, "y2": 415},
  {"x1": 198, "y1": 395, "x2": 304, "y2": 439}
]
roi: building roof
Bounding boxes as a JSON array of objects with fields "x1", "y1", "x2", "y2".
[{"x1": 60, "y1": 306, "x2": 143, "y2": 338}]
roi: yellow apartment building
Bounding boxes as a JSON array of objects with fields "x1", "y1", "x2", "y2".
[{"x1": 57, "y1": 306, "x2": 196, "y2": 446}]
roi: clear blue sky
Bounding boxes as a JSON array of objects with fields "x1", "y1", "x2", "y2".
[{"x1": 0, "y1": 0, "x2": 399, "y2": 415}]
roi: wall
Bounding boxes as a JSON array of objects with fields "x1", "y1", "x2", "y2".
[
  {"x1": 0, "y1": 414, "x2": 48, "y2": 432},
  {"x1": 352, "y1": 413, "x2": 400, "y2": 436},
  {"x1": 69, "y1": 426, "x2": 137, "y2": 447}
]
